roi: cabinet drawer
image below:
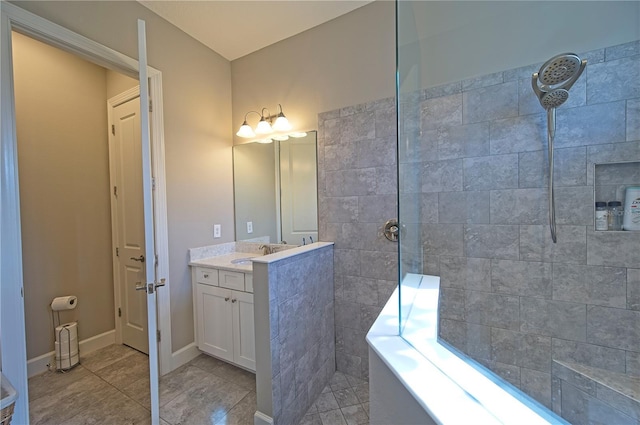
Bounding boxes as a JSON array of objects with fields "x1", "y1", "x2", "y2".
[
  {"x1": 219, "y1": 270, "x2": 245, "y2": 291},
  {"x1": 196, "y1": 268, "x2": 218, "y2": 286},
  {"x1": 245, "y1": 274, "x2": 253, "y2": 293}
]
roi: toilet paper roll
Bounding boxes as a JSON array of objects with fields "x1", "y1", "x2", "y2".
[
  {"x1": 55, "y1": 322, "x2": 78, "y2": 342},
  {"x1": 51, "y1": 296, "x2": 78, "y2": 311}
]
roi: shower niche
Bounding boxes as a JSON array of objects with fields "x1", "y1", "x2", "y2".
[{"x1": 593, "y1": 160, "x2": 640, "y2": 231}]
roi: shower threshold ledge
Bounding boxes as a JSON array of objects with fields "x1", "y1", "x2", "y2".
[{"x1": 366, "y1": 274, "x2": 567, "y2": 425}]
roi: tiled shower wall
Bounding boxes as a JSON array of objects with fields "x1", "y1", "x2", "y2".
[
  {"x1": 404, "y1": 40, "x2": 640, "y2": 408},
  {"x1": 317, "y1": 98, "x2": 399, "y2": 380},
  {"x1": 318, "y1": 40, "x2": 640, "y2": 407}
]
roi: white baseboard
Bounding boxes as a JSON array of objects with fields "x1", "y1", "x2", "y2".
[
  {"x1": 27, "y1": 329, "x2": 116, "y2": 378},
  {"x1": 170, "y1": 342, "x2": 200, "y2": 371},
  {"x1": 254, "y1": 411, "x2": 273, "y2": 425}
]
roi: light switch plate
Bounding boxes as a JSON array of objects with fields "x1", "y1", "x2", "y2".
[
  {"x1": 247, "y1": 221, "x2": 253, "y2": 233},
  {"x1": 214, "y1": 224, "x2": 221, "y2": 238}
]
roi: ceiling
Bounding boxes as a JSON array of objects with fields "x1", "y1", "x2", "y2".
[{"x1": 137, "y1": 1, "x2": 373, "y2": 61}]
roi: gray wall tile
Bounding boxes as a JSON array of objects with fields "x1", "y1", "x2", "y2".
[
  {"x1": 465, "y1": 224, "x2": 520, "y2": 260},
  {"x1": 491, "y1": 259, "x2": 552, "y2": 298},
  {"x1": 606, "y1": 40, "x2": 640, "y2": 61},
  {"x1": 462, "y1": 71, "x2": 503, "y2": 91},
  {"x1": 320, "y1": 197, "x2": 358, "y2": 224},
  {"x1": 439, "y1": 191, "x2": 490, "y2": 224},
  {"x1": 628, "y1": 99, "x2": 640, "y2": 141},
  {"x1": 552, "y1": 361, "x2": 597, "y2": 396},
  {"x1": 325, "y1": 169, "x2": 378, "y2": 197},
  {"x1": 400, "y1": 192, "x2": 438, "y2": 224},
  {"x1": 553, "y1": 186, "x2": 594, "y2": 226},
  {"x1": 587, "y1": 228, "x2": 640, "y2": 268},
  {"x1": 421, "y1": 159, "x2": 463, "y2": 193},
  {"x1": 436, "y1": 122, "x2": 490, "y2": 160},
  {"x1": 519, "y1": 225, "x2": 587, "y2": 264},
  {"x1": 560, "y1": 381, "x2": 635, "y2": 425},
  {"x1": 422, "y1": 224, "x2": 464, "y2": 257},
  {"x1": 555, "y1": 101, "x2": 627, "y2": 148},
  {"x1": 490, "y1": 188, "x2": 548, "y2": 225},
  {"x1": 554, "y1": 147, "x2": 587, "y2": 187},
  {"x1": 595, "y1": 161, "x2": 640, "y2": 186},
  {"x1": 553, "y1": 263, "x2": 627, "y2": 308},
  {"x1": 521, "y1": 298, "x2": 587, "y2": 340},
  {"x1": 357, "y1": 137, "x2": 396, "y2": 168},
  {"x1": 464, "y1": 154, "x2": 519, "y2": 190},
  {"x1": 552, "y1": 339, "x2": 627, "y2": 373},
  {"x1": 465, "y1": 290, "x2": 520, "y2": 330},
  {"x1": 518, "y1": 150, "x2": 547, "y2": 188},
  {"x1": 627, "y1": 351, "x2": 640, "y2": 377},
  {"x1": 521, "y1": 368, "x2": 552, "y2": 408},
  {"x1": 421, "y1": 81, "x2": 462, "y2": 100},
  {"x1": 359, "y1": 250, "x2": 398, "y2": 282},
  {"x1": 491, "y1": 328, "x2": 551, "y2": 372},
  {"x1": 439, "y1": 287, "x2": 465, "y2": 321},
  {"x1": 628, "y1": 269, "x2": 640, "y2": 311},
  {"x1": 421, "y1": 93, "x2": 462, "y2": 129},
  {"x1": 588, "y1": 56, "x2": 640, "y2": 104},
  {"x1": 439, "y1": 256, "x2": 491, "y2": 291},
  {"x1": 463, "y1": 81, "x2": 518, "y2": 124},
  {"x1": 596, "y1": 382, "x2": 640, "y2": 421},
  {"x1": 490, "y1": 114, "x2": 546, "y2": 154},
  {"x1": 358, "y1": 195, "x2": 397, "y2": 224},
  {"x1": 587, "y1": 305, "x2": 640, "y2": 352}
]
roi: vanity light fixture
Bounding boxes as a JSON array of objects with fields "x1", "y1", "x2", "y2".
[
  {"x1": 289, "y1": 132, "x2": 307, "y2": 138},
  {"x1": 236, "y1": 104, "x2": 291, "y2": 138}
]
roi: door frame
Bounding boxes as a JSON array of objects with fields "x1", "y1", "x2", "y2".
[{"x1": 1, "y1": 3, "x2": 172, "y2": 421}]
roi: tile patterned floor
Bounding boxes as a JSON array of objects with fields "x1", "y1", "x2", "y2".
[
  {"x1": 300, "y1": 372, "x2": 370, "y2": 425},
  {"x1": 28, "y1": 344, "x2": 370, "y2": 425}
]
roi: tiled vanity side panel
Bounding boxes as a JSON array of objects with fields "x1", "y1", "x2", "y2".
[
  {"x1": 263, "y1": 246, "x2": 336, "y2": 425},
  {"x1": 318, "y1": 97, "x2": 399, "y2": 380}
]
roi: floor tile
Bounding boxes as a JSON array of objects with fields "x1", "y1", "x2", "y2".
[
  {"x1": 92, "y1": 350, "x2": 149, "y2": 390},
  {"x1": 28, "y1": 365, "x2": 91, "y2": 401},
  {"x1": 341, "y1": 404, "x2": 369, "y2": 425},
  {"x1": 315, "y1": 391, "x2": 340, "y2": 413},
  {"x1": 329, "y1": 372, "x2": 351, "y2": 391},
  {"x1": 80, "y1": 343, "x2": 138, "y2": 372},
  {"x1": 333, "y1": 387, "x2": 360, "y2": 408},
  {"x1": 300, "y1": 412, "x2": 323, "y2": 425},
  {"x1": 210, "y1": 360, "x2": 256, "y2": 390},
  {"x1": 216, "y1": 391, "x2": 257, "y2": 425},
  {"x1": 63, "y1": 388, "x2": 149, "y2": 425},
  {"x1": 320, "y1": 408, "x2": 348, "y2": 425},
  {"x1": 188, "y1": 353, "x2": 227, "y2": 373},
  {"x1": 159, "y1": 373, "x2": 250, "y2": 424},
  {"x1": 354, "y1": 383, "x2": 370, "y2": 403}
]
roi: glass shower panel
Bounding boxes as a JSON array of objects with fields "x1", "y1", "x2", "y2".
[{"x1": 397, "y1": 1, "x2": 640, "y2": 422}]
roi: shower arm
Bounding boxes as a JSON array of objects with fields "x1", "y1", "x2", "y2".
[{"x1": 548, "y1": 107, "x2": 558, "y2": 243}]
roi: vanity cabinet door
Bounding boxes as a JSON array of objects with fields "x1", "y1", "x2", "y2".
[
  {"x1": 232, "y1": 291, "x2": 255, "y2": 371},
  {"x1": 196, "y1": 284, "x2": 233, "y2": 363}
]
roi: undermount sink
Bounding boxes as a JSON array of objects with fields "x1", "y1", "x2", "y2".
[{"x1": 230, "y1": 257, "x2": 254, "y2": 265}]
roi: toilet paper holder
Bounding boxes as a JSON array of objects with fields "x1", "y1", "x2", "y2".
[{"x1": 50, "y1": 296, "x2": 80, "y2": 371}]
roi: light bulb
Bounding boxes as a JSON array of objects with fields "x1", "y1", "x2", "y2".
[
  {"x1": 273, "y1": 115, "x2": 292, "y2": 132},
  {"x1": 272, "y1": 134, "x2": 289, "y2": 141},
  {"x1": 236, "y1": 121, "x2": 256, "y2": 138},
  {"x1": 255, "y1": 118, "x2": 273, "y2": 135}
]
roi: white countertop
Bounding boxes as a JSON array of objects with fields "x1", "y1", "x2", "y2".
[{"x1": 189, "y1": 252, "x2": 258, "y2": 273}]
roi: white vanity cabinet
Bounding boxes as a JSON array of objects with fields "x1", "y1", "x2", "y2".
[{"x1": 193, "y1": 266, "x2": 255, "y2": 371}]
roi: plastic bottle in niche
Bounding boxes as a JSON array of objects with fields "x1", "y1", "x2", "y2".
[
  {"x1": 595, "y1": 202, "x2": 608, "y2": 231},
  {"x1": 608, "y1": 201, "x2": 624, "y2": 231},
  {"x1": 623, "y1": 186, "x2": 640, "y2": 231}
]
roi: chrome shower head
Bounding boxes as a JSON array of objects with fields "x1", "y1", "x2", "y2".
[
  {"x1": 540, "y1": 89, "x2": 569, "y2": 109},
  {"x1": 532, "y1": 53, "x2": 586, "y2": 110}
]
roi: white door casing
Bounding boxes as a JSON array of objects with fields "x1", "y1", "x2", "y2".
[
  {"x1": 109, "y1": 92, "x2": 149, "y2": 354},
  {"x1": 1, "y1": 4, "x2": 172, "y2": 423},
  {"x1": 279, "y1": 136, "x2": 318, "y2": 245}
]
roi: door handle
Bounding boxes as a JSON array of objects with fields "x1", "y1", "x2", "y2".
[
  {"x1": 130, "y1": 255, "x2": 145, "y2": 262},
  {"x1": 135, "y1": 281, "x2": 146, "y2": 291}
]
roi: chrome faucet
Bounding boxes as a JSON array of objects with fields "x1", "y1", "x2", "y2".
[{"x1": 258, "y1": 244, "x2": 271, "y2": 255}]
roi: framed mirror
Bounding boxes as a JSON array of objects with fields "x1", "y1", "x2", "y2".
[{"x1": 233, "y1": 131, "x2": 318, "y2": 245}]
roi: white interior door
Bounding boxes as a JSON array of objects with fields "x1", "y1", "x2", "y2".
[
  {"x1": 137, "y1": 19, "x2": 161, "y2": 424},
  {"x1": 111, "y1": 95, "x2": 149, "y2": 354},
  {"x1": 279, "y1": 136, "x2": 318, "y2": 245}
]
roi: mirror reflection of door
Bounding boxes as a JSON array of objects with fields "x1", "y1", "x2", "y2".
[
  {"x1": 233, "y1": 131, "x2": 318, "y2": 245},
  {"x1": 279, "y1": 137, "x2": 318, "y2": 245}
]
